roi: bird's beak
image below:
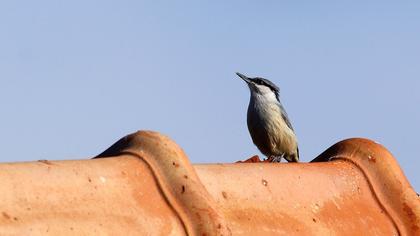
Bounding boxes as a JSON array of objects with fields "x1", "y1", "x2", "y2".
[{"x1": 236, "y1": 72, "x2": 251, "y2": 84}]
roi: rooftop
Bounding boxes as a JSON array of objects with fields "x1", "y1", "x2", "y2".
[{"x1": 0, "y1": 131, "x2": 418, "y2": 235}]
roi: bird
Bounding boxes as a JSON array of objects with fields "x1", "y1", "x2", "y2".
[{"x1": 236, "y1": 72, "x2": 299, "y2": 163}]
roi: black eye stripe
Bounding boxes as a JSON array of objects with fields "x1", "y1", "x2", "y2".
[
  {"x1": 255, "y1": 79, "x2": 265, "y2": 85},
  {"x1": 252, "y1": 77, "x2": 280, "y2": 93}
]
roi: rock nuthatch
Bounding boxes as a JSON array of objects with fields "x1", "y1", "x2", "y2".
[{"x1": 236, "y1": 72, "x2": 299, "y2": 162}]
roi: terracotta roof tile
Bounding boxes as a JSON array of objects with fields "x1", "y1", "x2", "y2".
[{"x1": 0, "y1": 131, "x2": 418, "y2": 235}]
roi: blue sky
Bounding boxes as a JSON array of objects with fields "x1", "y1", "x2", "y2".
[{"x1": 0, "y1": 1, "x2": 419, "y2": 190}]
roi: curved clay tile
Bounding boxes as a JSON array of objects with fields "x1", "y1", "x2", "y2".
[{"x1": 0, "y1": 131, "x2": 418, "y2": 235}]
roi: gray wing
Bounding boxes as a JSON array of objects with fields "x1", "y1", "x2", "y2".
[
  {"x1": 278, "y1": 102, "x2": 294, "y2": 131},
  {"x1": 278, "y1": 102, "x2": 299, "y2": 160}
]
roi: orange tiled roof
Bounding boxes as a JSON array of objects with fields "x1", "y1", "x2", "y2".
[{"x1": 0, "y1": 131, "x2": 418, "y2": 235}]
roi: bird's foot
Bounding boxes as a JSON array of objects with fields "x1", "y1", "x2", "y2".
[{"x1": 267, "y1": 155, "x2": 282, "y2": 163}]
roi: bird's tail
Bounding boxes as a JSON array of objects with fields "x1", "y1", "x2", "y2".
[
  {"x1": 287, "y1": 156, "x2": 299, "y2": 162},
  {"x1": 284, "y1": 148, "x2": 299, "y2": 163}
]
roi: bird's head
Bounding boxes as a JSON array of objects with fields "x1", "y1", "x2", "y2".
[{"x1": 236, "y1": 72, "x2": 280, "y2": 100}]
